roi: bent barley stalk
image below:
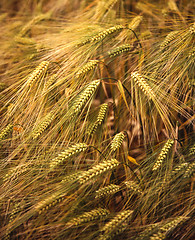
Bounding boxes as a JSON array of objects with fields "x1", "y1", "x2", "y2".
[
  {"x1": 78, "y1": 159, "x2": 120, "y2": 184},
  {"x1": 50, "y1": 143, "x2": 88, "y2": 169},
  {"x1": 67, "y1": 208, "x2": 110, "y2": 226},
  {"x1": 152, "y1": 139, "x2": 174, "y2": 171}
]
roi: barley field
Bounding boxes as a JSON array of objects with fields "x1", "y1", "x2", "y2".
[{"x1": 0, "y1": 0, "x2": 194, "y2": 239}]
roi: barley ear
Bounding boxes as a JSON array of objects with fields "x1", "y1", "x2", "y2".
[{"x1": 111, "y1": 132, "x2": 125, "y2": 152}]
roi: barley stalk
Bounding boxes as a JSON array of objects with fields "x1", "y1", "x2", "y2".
[
  {"x1": 78, "y1": 159, "x2": 120, "y2": 184},
  {"x1": 31, "y1": 111, "x2": 55, "y2": 140},
  {"x1": 152, "y1": 139, "x2": 174, "y2": 171},
  {"x1": 26, "y1": 61, "x2": 49, "y2": 87},
  {"x1": 75, "y1": 60, "x2": 99, "y2": 78},
  {"x1": 71, "y1": 80, "x2": 101, "y2": 115},
  {"x1": 111, "y1": 132, "x2": 125, "y2": 152},
  {"x1": 95, "y1": 184, "x2": 120, "y2": 199},
  {"x1": 131, "y1": 71, "x2": 155, "y2": 100},
  {"x1": 50, "y1": 143, "x2": 88, "y2": 169},
  {"x1": 0, "y1": 124, "x2": 13, "y2": 141},
  {"x1": 108, "y1": 44, "x2": 133, "y2": 58},
  {"x1": 67, "y1": 208, "x2": 110, "y2": 226},
  {"x1": 99, "y1": 210, "x2": 133, "y2": 240}
]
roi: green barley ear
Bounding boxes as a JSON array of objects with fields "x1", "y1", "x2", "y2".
[
  {"x1": 95, "y1": 184, "x2": 120, "y2": 199},
  {"x1": 78, "y1": 159, "x2": 120, "y2": 184},
  {"x1": 66, "y1": 208, "x2": 110, "y2": 226},
  {"x1": 160, "y1": 31, "x2": 179, "y2": 50},
  {"x1": 26, "y1": 61, "x2": 49, "y2": 87},
  {"x1": 50, "y1": 143, "x2": 88, "y2": 170},
  {"x1": 0, "y1": 124, "x2": 13, "y2": 141},
  {"x1": 152, "y1": 139, "x2": 174, "y2": 171},
  {"x1": 183, "y1": 162, "x2": 195, "y2": 178},
  {"x1": 111, "y1": 132, "x2": 125, "y2": 152},
  {"x1": 99, "y1": 210, "x2": 133, "y2": 240},
  {"x1": 124, "y1": 181, "x2": 142, "y2": 194},
  {"x1": 75, "y1": 60, "x2": 99, "y2": 79},
  {"x1": 150, "y1": 217, "x2": 186, "y2": 240},
  {"x1": 70, "y1": 80, "x2": 101, "y2": 115},
  {"x1": 108, "y1": 44, "x2": 133, "y2": 58},
  {"x1": 131, "y1": 71, "x2": 155, "y2": 100},
  {"x1": 31, "y1": 111, "x2": 55, "y2": 140}
]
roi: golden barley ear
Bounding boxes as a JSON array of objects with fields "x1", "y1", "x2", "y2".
[
  {"x1": 75, "y1": 60, "x2": 99, "y2": 79},
  {"x1": 124, "y1": 181, "x2": 142, "y2": 194},
  {"x1": 66, "y1": 208, "x2": 110, "y2": 226},
  {"x1": 150, "y1": 217, "x2": 186, "y2": 240},
  {"x1": 160, "y1": 31, "x2": 179, "y2": 50},
  {"x1": 31, "y1": 110, "x2": 55, "y2": 140},
  {"x1": 69, "y1": 80, "x2": 101, "y2": 116},
  {"x1": 183, "y1": 162, "x2": 195, "y2": 178},
  {"x1": 152, "y1": 139, "x2": 174, "y2": 171},
  {"x1": 26, "y1": 61, "x2": 49, "y2": 88},
  {"x1": 49, "y1": 143, "x2": 88, "y2": 170},
  {"x1": 0, "y1": 124, "x2": 13, "y2": 141},
  {"x1": 95, "y1": 184, "x2": 120, "y2": 199},
  {"x1": 110, "y1": 132, "x2": 125, "y2": 152},
  {"x1": 99, "y1": 210, "x2": 133, "y2": 240},
  {"x1": 131, "y1": 71, "x2": 155, "y2": 100},
  {"x1": 108, "y1": 44, "x2": 134, "y2": 58},
  {"x1": 78, "y1": 159, "x2": 120, "y2": 184}
]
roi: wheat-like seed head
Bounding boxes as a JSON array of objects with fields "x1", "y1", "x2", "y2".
[
  {"x1": 131, "y1": 72, "x2": 155, "y2": 100},
  {"x1": 31, "y1": 111, "x2": 55, "y2": 140},
  {"x1": 189, "y1": 22, "x2": 195, "y2": 34},
  {"x1": 183, "y1": 162, "x2": 195, "y2": 178},
  {"x1": 43, "y1": 74, "x2": 57, "y2": 91},
  {"x1": 0, "y1": 124, "x2": 13, "y2": 141},
  {"x1": 124, "y1": 181, "x2": 142, "y2": 194},
  {"x1": 170, "y1": 163, "x2": 189, "y2": 178},
  {"x1": 99, "y1": 210, "x2": 133, "y2": 240},
  {"x1": 96, "y1": 103, "x2": 109, "y2": 125},
  {"x1": 50, "y1": 143, "x2": 88, "y2": 169},
  {"x1": 95, "y1": 184, "x2": 120, "y2": 199},
  {"x1": 111, "y1": 132, "x2": 125, "y2": 152},
  {"x1": 75, "y1": 60, "x2": 99, "y2": 78},
  {"x1": 152, "y1": 139, "x2": 174, "y2": 171},
  {"x1": 108, "y1": 44, "x2": 133, "y2": 58},
  {"x1": 150, "y1": 217, "x2": 185, "y2": 240},
  {"x1": 26, "y1": 61, "x2": 49, "y2": 87},
  {"x1": 71, "y1": 80, "x2": 101, "y2": 114},
  {"x1": 78, "y1": 159, "x2": 120, "y2": 184},
  {"x1": 128, "y1": 16, "x2": 143, "y2": 30},
  {"x1": 160, "y1": 31, "x2": 179, "y2": 49},
  {"x1": 189, "y1": 143, "x2": 195, "y2": 156},
  {"x1": 67, "y1": 208, "x2": 110, "y2": 226},
  {"x1": 61, "y1": 171, "x2": 83, "y2": 184}
]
